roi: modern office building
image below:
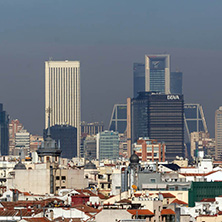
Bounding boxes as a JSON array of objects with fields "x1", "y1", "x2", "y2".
[
  {"x1": 43, "y1": 125, "x2": 77, "y2": 159},
  {"x1": 0, "y1": 104, "x2": 9, "y2": 155},
  {"x1": 108, "y1": 104, "x2": 127, "y2": 133},
  {"x1": 184, "y1": 104, "x2": 208, "y2": 143},
  {"x1": 133, "y1": 63, "x2": 145, "y2": 98},
  {"x1": 130, "y1": 92, "x2": 184, "y2": 161},
  {"x1": 45, "y1": 60, "x2": 80, "y2": 156},
  {"x1": 96, "y1": 131, "x2": 119, "y2": 160},
  {"x1": 145, "y1": 54, "x2": 170, "y2": 94},
  {"x1": 84, "y1": 135, "x2": 97, "y2": 160},
  {"x1": 170, "y1": 71, "x2": 183, "y2": 94},
  {"x1": 81, "y1": 121, "x2": 104, "y2": 136},
  {"x1": 215, "y1": 107, "x2": 222, "y2": 160}
]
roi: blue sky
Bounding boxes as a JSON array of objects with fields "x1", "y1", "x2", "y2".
[{"x1": 0, "y1": 0, "x2": 222, "y2": 135}]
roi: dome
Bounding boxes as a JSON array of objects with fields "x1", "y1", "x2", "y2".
[
  {"x1": 130, "y1": 153, "x2": 139, "y2": 164},
  {"x1": 84, "y1": 161, "x2": 97, "y2": 170},
  {"x1": 14, "y1": 162, "x2": 26, "y2": 170}
]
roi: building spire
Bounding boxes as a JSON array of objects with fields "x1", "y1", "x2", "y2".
[{"x1": 46, "y1": 107, "x2": 52, "y2": 137}]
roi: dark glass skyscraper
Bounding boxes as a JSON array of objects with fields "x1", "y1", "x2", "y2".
[
  {"x1": 43, "y1": 125, "x2": 77, "y2": 159},
  {"x1": 0, "y1": 104, "x2": 9, "y2": 155},
  {"x1": 131, "y1": 92, "x2": 184, "y2": 161},
  {"x1": 170, "y1": 71, "x2": 183, "y2": 94},
  {"x1": 133, "y1": 63, "x2": 145, "y2": 98}
]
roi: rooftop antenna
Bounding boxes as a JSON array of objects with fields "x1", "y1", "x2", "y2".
[{"x1": 46, "y1": 107, "x2": 52, "y2": 137}]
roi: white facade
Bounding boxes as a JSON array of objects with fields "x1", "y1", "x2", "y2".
[{"x1": 45, "y1": 60, "x2": 81, "y2": 156}]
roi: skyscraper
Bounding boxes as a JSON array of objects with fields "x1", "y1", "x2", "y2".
[
  {"x1": 133, "y1": 63, "x2": 145, "y2": 98},
  {"x1": 43, "y1": 125, "x2": 77, "y2": 159},
  {"x1": 170, "y1": 71, "x2": 183, "y2": 94},
  {"x1": 108, "y1": 104, "x2": 127, "y2": 133},
  {"x1": 45, "y1": 60, "x2": 81, "y2": 156},
  {"x1": 130, "y1": 92, "x2": 184, "y2": 161},
  {"x1": 0, "y1": 104, "x2": 9, "y2": 155},
  {"x1": 145, "y1": 54, "x2": 170, "y2": 94},
  {"x1": 215, "y1": 107, "x2": 222, "y2": 160}
]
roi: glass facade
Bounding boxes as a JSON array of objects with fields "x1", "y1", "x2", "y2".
[
  {"x1": 108, "y1": 104, "x2": 127, "y2": 133},
  {"x1": 97, "y1": 131, "x2": 119, "y2": 160},
  {"x1": 43, "y1": 125, "x2": 77, "y2": 159},
  {"x1": 0, "y1": 104, "x2": 9, "y2": 155},
  {"x1": 133, "y1": 63, "x2": 145, "y2": 98},
  {"x1": 170, "y1": 72, "x2": 183, "y2": 94},
  {"x1": 132, "y1": 92, "x2": 184, "y2": 161}
]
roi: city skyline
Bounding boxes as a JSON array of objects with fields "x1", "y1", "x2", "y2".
[{"x1": 0, "y1": 1, "x2": 222, "y2": 138}]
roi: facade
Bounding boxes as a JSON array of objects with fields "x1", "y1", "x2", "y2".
[
  {"x1": 108, "y1": 104, "x2": 127, "y2": 134},
  {"x1": 96, "y1": 131, "x2": 119, "y2": 160},
  {"x1": 170, "y1": 71, "x2": 183, "y2": 94},
  {"x1": 43, "y1": 125, "x2": 77, "y2": 159},
  {"x1": 84, "y1": 135, "x2": 97, "y2": 159},
  {"x1": 133, "y1": 63, "x2": 145, "y2": 98},
  {"x1": 145, "y1": 54, "x2": 170, "y2": 94},
  {"x1": 81, "y1": 121, "x2": 103, "y2": 135},
  {"x1": 184, "y1": 104, "x2": 208, "y2": 143},
  {"x1": 0, "y1": 104, "x2": 9, "y2": 155},
  {"x1": 14, "y1": 130, "x2": 30, "y2": 156},
  {"x1": 131, "y1": 92, "x2": 184, "y2": 161},
  {"x1": 45, "y1": 60, "x2": 81, "y2": 156},
  {"x1": 133, "y1": 138, "x2": 166, "y2": 162},
  {"x1": 9, "y1": 119, "x2": 23, "y2": 155},
  {"x1": 215, "y1": 107, "x2": 222, "y2": 160}
]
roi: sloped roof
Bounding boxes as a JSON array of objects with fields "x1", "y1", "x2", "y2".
[
  {"x1": 127, "y1": 209, "x2": 154, "y2": 216},
  {"x1": 22, "y1": 218, "x2": 50, "y2": 222},
  {"x1": 161, "y1": 209, "x2": 176, "y2": 215},
  {"x1": 200, "y1": 198, "x2": 216, "y2": 202},
  {"x1": 160, "y1": 164, "x2": 180, "y2": 171},
  {"x1": 171, "y1": 199, "x2": 188, "y2": 205},
  {"x1": 73, "y1": 204, "x2": 100, "y2": 214},
  {"x1": 159, "y1": 193, "x2": 176, "y2": 198}
]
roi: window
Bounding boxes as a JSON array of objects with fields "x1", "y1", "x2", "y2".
[
  {"x1": 150, "y1": 178, "x2": 156, "y2": 183},
  {"x1": 56, "y1": 176, "x2": 60, "y2": 180},
  {"x1": 61, "y1": 176, "x2": 66, "y2": 180}
]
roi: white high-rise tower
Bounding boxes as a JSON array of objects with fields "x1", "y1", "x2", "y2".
[{"x1": 45, "y1": 60, "x2": 81, "y2": 156}]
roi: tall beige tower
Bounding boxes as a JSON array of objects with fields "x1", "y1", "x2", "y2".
[
  {"x1": 45, "y1": 60, "x2": 81, "y2": 156},
  {"x1": 215, "y1": 106, "x2": 222, "y2": 160}
]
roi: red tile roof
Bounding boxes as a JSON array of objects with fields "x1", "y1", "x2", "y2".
[
  {"x1": 73, "y1": 204, "x2": 100, "y2": 214},
  {"x1": 159, "y1": 193, "x2": 176, "y2": 198},
  {"x1": 161, "y1": 209, "x2": 176, "y2": 215},
  {"x1": 200, "y1": 198, "x2": 216, "y2": 202},
  {"x1": 22, "y1": 218, "x2": 51, "y2": 222},
  {"x1": 127, "y1": 209, "x2": 154, "y2": 216},
  {"x1": 171, "y1": 199, "x2": 188, "y2": 205}
]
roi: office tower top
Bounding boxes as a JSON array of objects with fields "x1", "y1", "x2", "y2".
[
  {"x1": 45, "y1": 60, "x2": 81, "y2": 156},
  {"x1": 145, "y1": 54, "x2": 170, "y2": 94},
  {"x1": 215, "y1": 107, "x2": 222, "y2": 160},
  {"x1": 170, "y1": 71, "x2": 183, "y2": 94},
  {"x1": 108, "y1": 104, "x2": 127, "y2": 133},
  {"x1": 133, "y1": 63, "x2": 145, "y2": 98}
]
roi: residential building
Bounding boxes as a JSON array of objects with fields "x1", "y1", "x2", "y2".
[
  {"x1": 0, "y1": 104, "x2": 9, "y2": 155},
  {"x1": 108, "y1": 104, "x2": 127, "y2": 133},
  {"x1": 14, "y1": 130, "x2": 30, "y2": 156},
  {"x1": 216, "y1": 107, "x2": 222, "y2": 160},
  {"x1": 44, "y1": 124, "x2": 77, "y2": 159},
  {"x1": 145, "y1": 54, "x2": 170, "y2": 94},
  {"x1": 130, "y1": 92, "x2": 184, "y2": 161},
  {"x1": 9, "y1": 119, "x2": 23, "y2": 155},
  {"x1": 97, "y1": 131, "x2": 119, "y2": 160},
  {"x1": 45, "y1": 60, "x2": 81, "y2": 156},
  {"x1": 133, "y1": 63, "x2": 145, "y2": 98}
]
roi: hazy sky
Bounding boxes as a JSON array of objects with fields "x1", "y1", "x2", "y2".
[{"x1": 0, "y1": 0, "x2": 222, "y2": 136}]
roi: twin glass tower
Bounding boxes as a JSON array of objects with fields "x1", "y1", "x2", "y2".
[{"x1": 45, "y1": 60, "x2": 81, "y2": 156}]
